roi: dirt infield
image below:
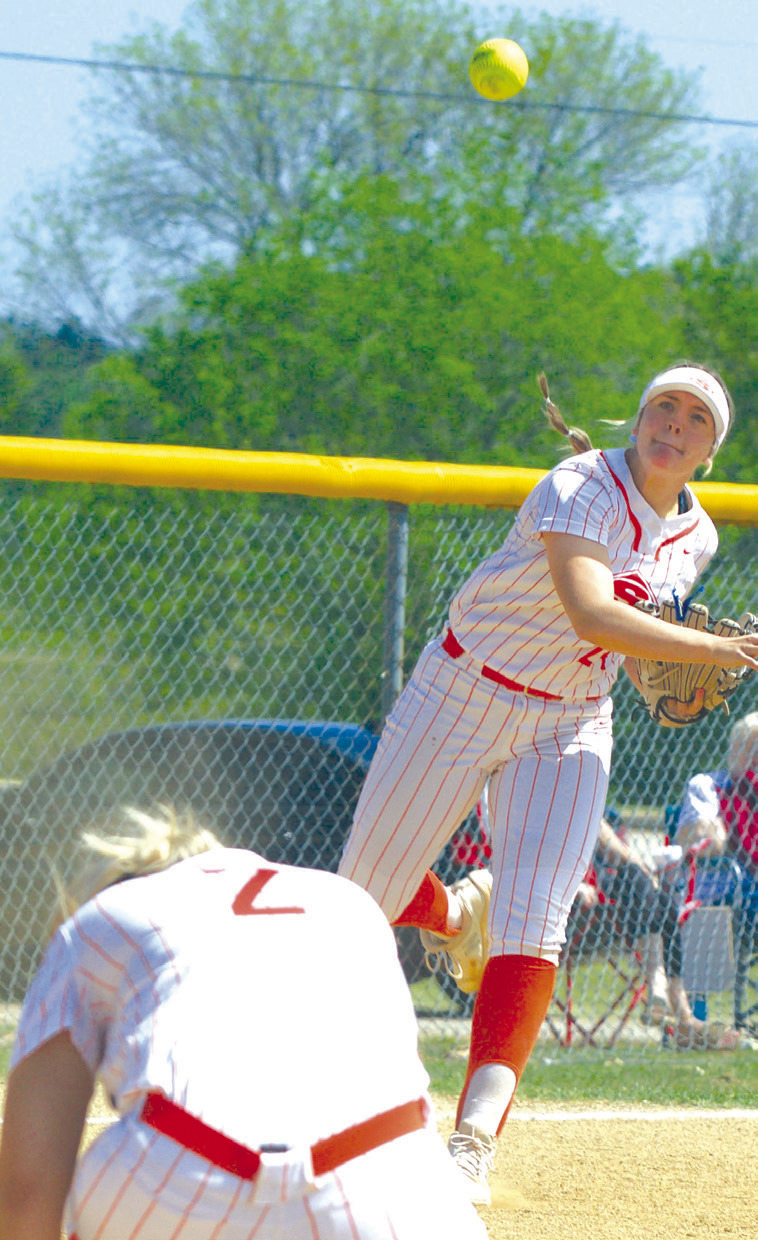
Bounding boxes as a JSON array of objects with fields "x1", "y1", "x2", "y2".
[{"x1": 432, "y1": 1096, "x2": 758, "y2": 1240}]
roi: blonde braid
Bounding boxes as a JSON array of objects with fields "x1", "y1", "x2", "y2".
[{"x1": 538, "y1": 372, "x2": 593, "y2": 455}]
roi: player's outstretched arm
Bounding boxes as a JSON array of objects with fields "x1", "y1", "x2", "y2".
[
  {"x1": 0, "y1": 1032, "x2": 93, "y2": 1240},
  {"x1": 543, "y1": 533, "x2": 758, "y2": 671}
]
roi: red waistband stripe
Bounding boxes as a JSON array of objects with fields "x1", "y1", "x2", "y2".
[
  {"x1": 141, "y1": 1091, "x2": 262, "y2": 1179},
  {"x1": 139, "y1": 1092, "x2": 428, "y2": 1182},
  {"x1": 442, "y1": 629, "x2": 562, "y2": 701}
]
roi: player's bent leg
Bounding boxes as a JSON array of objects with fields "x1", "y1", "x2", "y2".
[
  {"x1": 338, "y1": 646, "x2": 490, "y2": 921},
  {"x1": 392, "y1": 869, "x2": 453, "y2": 934}
]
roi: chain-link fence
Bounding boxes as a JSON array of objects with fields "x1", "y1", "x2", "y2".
[{"x1": 0, "y1": 479, "x2": 756, "y2": 1052}]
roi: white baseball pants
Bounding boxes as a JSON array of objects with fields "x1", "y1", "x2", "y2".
[
  {"x1": 66, "y1": 1114, "x2": 487, "y2": 1240},
  {"x1": 339, "y1": 635, "x2": 614, "y2": 961}
]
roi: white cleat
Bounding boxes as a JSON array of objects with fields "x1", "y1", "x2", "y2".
[
  {"x1": 448, "y1": 1121, "x2": 496, "y2": 1206},
  {"x1": 419, "y1": 869, "x2": 492, "y2": 993}
]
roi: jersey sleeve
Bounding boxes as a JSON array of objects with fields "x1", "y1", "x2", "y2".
[
  {"x1": 526, "y1": 457, "x2": 615, "y2": 546},
  {"x1": 10, "y1": 925, "x2": 109, "y2": 1075}
]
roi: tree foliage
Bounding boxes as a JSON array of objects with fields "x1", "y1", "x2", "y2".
[
  {"x1": 671, "y1": 250, "x2": 758, "y2": 483},
  {"x1": 6, "y1": 0, "x2": 705, "y2": 335},
  {"x1": 702, "y1": 141, "x2": 758, "y2": 266},
  {"x1": 0, "y1": 320, "x2": 108, "y2": 439},
  {"x1": 65, "y1": 175, "x2": 686, "y2": 464}
]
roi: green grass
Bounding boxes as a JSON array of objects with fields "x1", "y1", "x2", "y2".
[
  {"x1": 411, "y1": 976, "x2": 472, "y2": 1016},
  {"x1": 413, "y1": 958, "x2": 758, "y2": 1109},
  {"x1": 419, "y1": 1032, "x2": 758, "y2": 1108}
]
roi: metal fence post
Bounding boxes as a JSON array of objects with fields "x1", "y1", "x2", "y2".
[{"x1": 381, "y1": 502, "x2": 410, "y2": 721}]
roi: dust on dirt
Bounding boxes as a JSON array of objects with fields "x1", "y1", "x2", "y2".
[{"x1": 433, "y1": 1096, "x2": 758, "y2": 1240}]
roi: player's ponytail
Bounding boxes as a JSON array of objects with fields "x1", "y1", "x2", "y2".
[
  {"x1": 51, "y1": 804, "x2": 221, "y2": 932},
  {"x1": 538, "y1": 373, "x2": 593, "y2": 455}
]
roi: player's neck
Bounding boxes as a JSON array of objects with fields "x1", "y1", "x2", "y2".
[{"x1": 624, "y1": 448, "x2": 688, "y2": 519}]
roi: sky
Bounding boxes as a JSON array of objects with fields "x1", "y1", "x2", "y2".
[{"x1": 0, "y1": 0, "x2": 756, "y2": 258}]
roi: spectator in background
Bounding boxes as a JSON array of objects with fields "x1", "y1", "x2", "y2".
[
  {"x1": 668, "y1": 712, "x2": 758, "y2": 1043},
  {"x1": 0, "y1": 806, "x2": 486, "y2": 1240},
  {"x1": 675, "y1": 711, "x2": 758, "y2": 877},
  {"x1": 572, "y1": 811, "x2": 741, "y2": 1050},
  {"x1": 570, "y1": 811, "x2": 664, "y2": 982}
]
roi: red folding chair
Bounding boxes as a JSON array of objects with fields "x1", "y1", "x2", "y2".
[{"x1": 546, "y1": 879, "x2": 649, "y2": 1049}]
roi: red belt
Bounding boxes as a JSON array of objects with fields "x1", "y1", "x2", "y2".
[
  {"x1": 139, "y1": 1091, "x2": 428, "y2": 1180},
  {"x1": 442, "y1": 628, "x2": 562, "y2": 701}
]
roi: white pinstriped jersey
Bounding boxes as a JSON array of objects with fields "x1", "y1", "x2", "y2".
[
  {"x1": 12, "y1": 848, "x2": 428, "y2": 1148},
  {"x1": 448, "y1": 447, "x2": 717, "y2": 701}
]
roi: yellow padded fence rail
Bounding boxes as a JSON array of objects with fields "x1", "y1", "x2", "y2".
[{"x1": 1, "y1": 434, "x2": 757, "y2": 519}]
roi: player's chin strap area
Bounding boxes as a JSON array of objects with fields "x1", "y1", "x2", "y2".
[{"x1": 137, "y1": 1091, "x2": 430, "y2": 1180}]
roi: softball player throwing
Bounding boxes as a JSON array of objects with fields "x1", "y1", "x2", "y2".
[
  {"x1": 0, "y1": 808, "x2": 486, "y2": 1240},
  {"x1": 339, "y1": 363, "x2": 758, "y2": 1203}
]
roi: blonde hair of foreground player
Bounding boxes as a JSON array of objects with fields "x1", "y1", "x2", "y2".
[
  {"x1": 338, "y1": 363, "x2": 758, "y2": 1204},
  {"x1": 0, "y1": 807, "x2": 487, "y2": 1240}
]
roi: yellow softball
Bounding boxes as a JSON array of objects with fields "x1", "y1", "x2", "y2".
[{"x1": 469, "y1": 38, "x2": 529, "y2": 102}]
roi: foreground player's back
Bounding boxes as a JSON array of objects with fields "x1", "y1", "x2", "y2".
[{"x1": 23, "y1": 847, "x2": 428, "y2": 1148}]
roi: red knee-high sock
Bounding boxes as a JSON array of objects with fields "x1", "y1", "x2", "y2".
[
  {"x1": 456, "y1": 954, "x2": 557, "y2": 1135},
  {"x1": 392, "y1": 870, "x2": 451, "y2": 934}
]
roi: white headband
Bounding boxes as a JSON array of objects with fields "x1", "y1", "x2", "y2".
[{"x1": 638, "y1": 366, "x2": 731, "y2": 450}]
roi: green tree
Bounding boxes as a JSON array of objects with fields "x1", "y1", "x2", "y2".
[
  {"x1": 671, "y1": 250, "x2": 758, "y2": 483},
  {"x1": 700, "y1": 141, "x2": 758, "y2": 266},
  {"x1": 8, "y1": 0, "x2": 704, "y2": 336},
  {"x1": 0, "y1": 319, "x2": 108, "y2": 439},
  {"x1": 65, "y1": 176, "x2": 686, "y2": 463},
  {"x1": 0, "y1": 336, "x2": 30, "y2": 430}
]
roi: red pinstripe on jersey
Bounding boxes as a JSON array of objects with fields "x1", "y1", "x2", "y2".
[
  {"x1": 600, "y1": 451, "x2": 643, "y2": 550},
  {"x1": 331, "y1": 1172, "x2": 361, "y2": 1240},
  {"x1": 82, "y1": 1121, "x2": 163, "y2": 1237}
]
